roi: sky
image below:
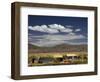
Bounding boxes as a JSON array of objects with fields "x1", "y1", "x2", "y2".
[{"x1": 28, "y1": 15, "x2": 88, "y2": 47}]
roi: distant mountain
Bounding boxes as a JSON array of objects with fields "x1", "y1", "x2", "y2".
[
  {"x1": 28, "y1": 43, "x2": 87, "y2": 53},
  {"x1": 28, "y1": 44, "x2": 40, "y2": 49},
  {"x1": 54, "y1": 44, "x2": 87, "y2": 48}
]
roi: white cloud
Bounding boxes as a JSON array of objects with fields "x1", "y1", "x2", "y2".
[
  {"x1": 29, "y1": 25, "x2": 59, "y2": 33},
  {"x1": 31, "y1": 40, "x2": 65, "y2": 47},
  {"x1": 75, "y1": 29, "x2": 81, "y2": 32},
  {"x1": 42, "y1": 34, "x2": 85, "y2": 41},
  {"x1": 29, "y1": 24, "x2": 73, "y2": 34},
  {"x1": 28, "y1": 24, "x2": 86, "y2": 47},
  {"x1": 68, "y1": 32, "x2": 75, "y2": 35},
  {"x1": 49, "y1": 24, "x2": 73, "y2": 33},
  {"x1": 29, "y1": 33, "x2": 86, "y2": 47},
  {"x1": 48, "y1": 24, "x2": 65, "y2": 30},
  {"x1": 29, "y1": 26, "x2": 44, "y2": 32},
  {"x1": 60, "y1": 28, "x2": 73, "y2": 33}
]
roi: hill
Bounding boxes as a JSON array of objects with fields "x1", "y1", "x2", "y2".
[{"x1": 28, "y1": 43, "x2": 87, "y2": 53}]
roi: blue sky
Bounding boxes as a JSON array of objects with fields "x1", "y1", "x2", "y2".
[{"x1": 28, "y1": 15, "x2": 88, "y2": 47}]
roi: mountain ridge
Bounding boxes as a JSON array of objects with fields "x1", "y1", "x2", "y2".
[{"x1": 28, "y1": 43, "x2": 87, "y2": 53}]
